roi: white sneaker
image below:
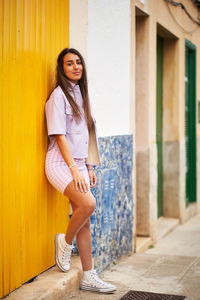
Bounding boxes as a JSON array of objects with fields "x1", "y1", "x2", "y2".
[
  {"x1": 80, "y1": 269, "x2": 117, "y2": 293},
  {"x1": 54, "y1": 233, "x2": 73, "y2": 272}
]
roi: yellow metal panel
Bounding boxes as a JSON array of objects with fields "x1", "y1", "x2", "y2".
[{"x1": 0, "y1": 0, "x2": 69, "y2": 297}]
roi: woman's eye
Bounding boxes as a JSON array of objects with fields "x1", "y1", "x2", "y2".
[{"x1": 77, "y1": 61, "x2": 82, "y2": 65}]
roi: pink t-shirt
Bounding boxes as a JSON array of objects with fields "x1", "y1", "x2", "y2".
[{"x1": 45, "y1": 84, "x2": 90, "y2": 159}]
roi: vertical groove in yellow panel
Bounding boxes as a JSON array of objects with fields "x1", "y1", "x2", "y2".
[
  {"x1": 20, "y1": 0, "x2": 26, "y2": 285},
  {"x1": 0, "y1": 0, "x2": 4, "y2": 296},
  {"x1": 41, "y1": 2, "x2": 49, "y2": 269},
  {"x1": 0, "y1": 2, "x2": 3, "y2": 296},
  {"x1": 55, "y1": 0, "x2": 60, "y2": 51},
  {"x1": 0, "y1": 0, "x2": 3, "y2": 63},
  {"x1": 16, "y1": 0, "x2": 23, "y2": 54},
  {"x1": 15, "y1": 0, "x2": 24, "y2": 289},
  {"x1": 3, "y1": 0, "x2": 9, "y2": 60},
  {"x1": 35, "y1": 0, "x2": 42, "y2": 272},
  {"x1": 48, "y1": 0, "x2": 55, "y2": 242},
  {"x1": 36, "y1": 0, "x2": 42, "y2": 53},
  {"x1": 45, "y1": 0, "x2": 55, "y2": 266},
  {"x1": 2, "y1": 1, "x2": 11, "y2": 296},
  {"x1": 9, "y1": 0, "x2": 19, "y2": 292},
  {"x1": 18, "y1": 0, "x2": 24, "y2": 287},
  {"x1": 23, "y1": 0, "x2": 29, "y2": 50}
]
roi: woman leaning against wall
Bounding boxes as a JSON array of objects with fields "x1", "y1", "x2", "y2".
[{"x1": 44, "y1": 48, "x2": 116, "y2": 294}]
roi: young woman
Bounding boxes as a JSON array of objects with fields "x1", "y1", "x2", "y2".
[{"x1": 45, "y1": 48, "x2": 116, "y2": 293}]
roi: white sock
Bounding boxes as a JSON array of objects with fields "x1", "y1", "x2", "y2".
[{"x1": 83, "y1": 268, "x2": 94, "y2": 275}]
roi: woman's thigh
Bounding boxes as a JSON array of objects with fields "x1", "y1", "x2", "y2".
[{"x1": 64, "y1": 180, "x2": 96, "y2": 209}]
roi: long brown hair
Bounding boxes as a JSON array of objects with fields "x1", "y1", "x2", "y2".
[{"x1": 56, "y1": 48, "x2": 94, "y2": 130}]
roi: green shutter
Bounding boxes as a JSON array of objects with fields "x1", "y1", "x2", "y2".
[{"x1": 185, "y1": 40, "x2": 197, "y2": 205}]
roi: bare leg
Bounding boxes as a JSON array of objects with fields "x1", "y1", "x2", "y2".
[
  {"x1": 70, "y1": 202, "x2": 93, "y2": 271},
  {"x1": 63, "y1": 180, "x2": 96, "y2": 245}
]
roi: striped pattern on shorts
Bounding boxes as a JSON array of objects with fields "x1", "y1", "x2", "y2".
[{"x1": 45, "y1": 148, "x2": 90, "y2": 194}]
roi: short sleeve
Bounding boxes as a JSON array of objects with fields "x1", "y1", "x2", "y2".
[{"x1": 45, "y1": 89, "x2": 67, "y2": 136}]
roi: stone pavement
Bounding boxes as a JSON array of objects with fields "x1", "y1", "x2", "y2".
[
  {"x1": 5, "y1": 214, "x2": 200, "y2": 300},
  {"x1": 68, "y1": 214, "x2": 200, "y2": 300}
]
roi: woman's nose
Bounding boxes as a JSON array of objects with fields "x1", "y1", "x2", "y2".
[{"x1": 73, "y1": 63, "x2": 78, "y2": 69}]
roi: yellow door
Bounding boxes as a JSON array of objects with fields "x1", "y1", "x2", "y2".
[{"x1": 0, "y1": 0, "x2": 69, "y2": 297}]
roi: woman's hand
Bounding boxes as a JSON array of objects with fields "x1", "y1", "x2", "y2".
[
  {"x1": 70, "y1": 166, "x2": 89, "y2": 193},
  {"x1": 88, "y1": 169, "x2": 97, "y2": 189}
]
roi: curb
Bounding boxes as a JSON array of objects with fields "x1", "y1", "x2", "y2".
[{"x1": 5, "y1": 257, "x2": 82, "y2": 300}]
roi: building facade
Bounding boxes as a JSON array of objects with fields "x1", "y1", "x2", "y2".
[
  {"x1": 133, "y1": 0, "x2": 200, "y2": 243},
  {"x1": 1, "y1": 0, "x2": 200, "y2": 297}
]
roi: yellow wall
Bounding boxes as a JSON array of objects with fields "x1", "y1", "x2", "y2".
[{"x1": 0, "y1": 0, "x2": 69, "y2": 297}]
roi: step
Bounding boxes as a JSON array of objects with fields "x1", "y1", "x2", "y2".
[
  {"x1": 156, "y1": 217, "x2": 179, "y2": 241},
  {"x1": 5, "y1": 257, "x2": 82, "y2": 300}
]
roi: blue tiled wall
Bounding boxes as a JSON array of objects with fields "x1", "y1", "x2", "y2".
[
  {"x1": 92, "y1": 134, "x2": 134, "y2": 273},
  {"x1": 73, "y1": 134, "x2": 134, "y2": 273}
]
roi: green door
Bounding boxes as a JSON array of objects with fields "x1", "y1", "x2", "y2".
[
  {"x1": 185, "y1": 40, "x2": 197, "y2": 205},
  {"x1": 156, "y1": 35, "x2": 163, "y2": 217}
]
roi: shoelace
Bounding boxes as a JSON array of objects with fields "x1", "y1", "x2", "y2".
[
  {"x1": 89, "y1": 270, "x2": 111, "y2": 287},
  {"x1": 62, "y1": 244, "x2": 74, "y2": 264}
]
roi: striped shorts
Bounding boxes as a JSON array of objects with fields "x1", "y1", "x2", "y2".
[{"x1": 45, "y1": 148, "x2": 90, "y2": 194}]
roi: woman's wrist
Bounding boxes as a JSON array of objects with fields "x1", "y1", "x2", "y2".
[
  {"x1": 68, "y1": 163, "x2": 78, "y2": 174},
  {"x1": 70, "y1": 165, "x2": 79, "y2": 176},
  {"x1": 69, "y1": 163, "x2": 76, "y2": 169}
]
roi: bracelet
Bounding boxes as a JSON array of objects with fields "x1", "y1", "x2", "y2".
[{"x1": 69, "y1": 163, "x2": 76, "y2": 169}]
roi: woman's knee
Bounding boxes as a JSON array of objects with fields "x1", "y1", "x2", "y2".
[
  {"x1": 67, "y1": 187, "x2": 96, "y2": 216},
  {"x1": 85, "y1": 198, "x2": 96, "y2": 215},
  {"x1": 80, "y1": 194, "x2": 96, "y2": 216}
]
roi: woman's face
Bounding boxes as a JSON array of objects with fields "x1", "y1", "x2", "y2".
[{"x1": 63, "y1": 52, "x2": 83, "y2": 84}]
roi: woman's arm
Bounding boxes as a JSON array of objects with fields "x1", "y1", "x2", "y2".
[
  {"x1": 56, "y1": 134, "x2": 76, "y2": 168},
  {"x1": 88, "y1": 169, "x2": 97, "y2": 189},
  {"x1": 55, "y1": 134, "x2": 89, "y2": 193}
]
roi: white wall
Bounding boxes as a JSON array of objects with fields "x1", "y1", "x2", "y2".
[
  {"x1": 69, "y1": 0, "x2": 88, "y2": 63},
  {"x1": 70, "y1": 0, "x2": 131, "y2": 137}
]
